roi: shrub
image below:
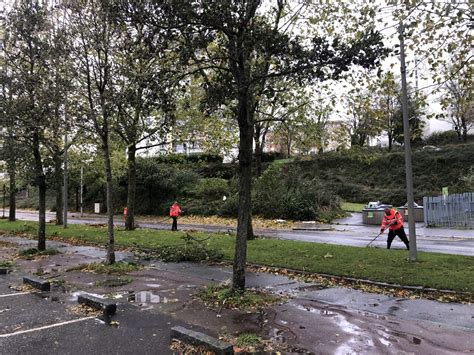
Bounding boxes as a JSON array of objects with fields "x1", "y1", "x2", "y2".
[
  {"x1": 261, "y1": 151, "x2": 285, "y2": 162},
  {"x1": 253, "y1": 165, "x2": 342, "y2": 221},
  {"x1": 424, "y1": 130, "x2": 460, "y2": 146},
  {"x1": 191, "y1": 178, "x2": 229, "y2": 200}
]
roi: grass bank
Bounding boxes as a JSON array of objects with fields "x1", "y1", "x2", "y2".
[
  {"x1": 341, "y1": 202, "x2": 366, "y2": 213},
  {"x1": 0, "y1": 219, "x2": 472, "y2": 293}
]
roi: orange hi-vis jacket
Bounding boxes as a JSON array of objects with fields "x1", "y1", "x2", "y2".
[
  {"x1": 169, "y1": 203, "x2": 181, "y2": 218},
  {"x1": 381, "y1": 209, "x2": 403, "y2": 231}
]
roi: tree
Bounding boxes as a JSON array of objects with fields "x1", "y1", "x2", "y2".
[
  {"x1": 376, "y1": 72, "x2": 399, "y2": 151},
  {"x1": 377, "y1": 2, "x2": 471, "y2": 106},
  {"x1": 270, "y1": 87, "x2": 333, "y2": 156},
  {"x1": 69, "y1": 1, "x2": 117, "y2": 264},
  {"x1": 440, "y1": 60, "x2": 473, "y2": 142},
  {"x1": 3, "y1": 1, "x2": 56, "y2": 250},
  {"x1": 393, "y1": 90, "x2": 426, "y2": 146},
  {"x1": 345, "y1": 79, "x2": 384, "y2": 147},
  {"x1": 174, "y1": 76, "x2": 239, "y2": 158},
  {"x1": 167, "y1": 0, "x2": 387, "y2": 291},
  {"x1": 111, "y1": 2, "x2": 177, "y2": 230},
  {"x1": 0, "y1": 63, "x2": 21, "y2": 222},
  {"x1": 43, "y1": 4, "x2": 75, "y2": 226}
]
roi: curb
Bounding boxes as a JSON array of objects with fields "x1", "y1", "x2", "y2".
[
  {"x1": 170, "y1": 326, "x2": 233, "y2": 355},
  {"x1": 23, "y1": 276, "x2": 50, "y2": 291},
  {"x1": 78, "y1": 294, "x2": 117, "y2": 316}
]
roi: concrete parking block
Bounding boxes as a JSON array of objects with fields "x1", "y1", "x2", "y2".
[
  {"x1": 78, "y1": 294, "x2": 117, "y2": 316},
  {"x1": 23, "y1": 276, "x2": 50, "y2": 291},
  {"x1": 171, "y1": 326, "x2": 234, "y2": 355}
]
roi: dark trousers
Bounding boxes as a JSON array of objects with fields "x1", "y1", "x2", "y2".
[
  {"x1": 387, "y1": 227, "x2": 409, "y2": 250},
  {"x1": 171, "y1": 217, "x2": 178, "y2": 231}
]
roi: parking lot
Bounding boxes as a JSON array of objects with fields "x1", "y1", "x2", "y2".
[{"x1": 0, "y1": 273, "x2": 184, "y2": 354}]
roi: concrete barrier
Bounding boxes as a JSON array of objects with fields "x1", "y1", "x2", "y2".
[
  {"x1": 170, "y1": 326, "x2": 233, "y2": 355},
  {"x1": 78, "y1": 294, "x2": 117, "y2": 316},
  {"x1": 23, "y1": 276, "x2": 50, "y2": 291}
]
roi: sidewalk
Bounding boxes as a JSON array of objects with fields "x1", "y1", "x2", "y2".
[
  {"x1": 1, "y1": 234, "x2": 473, "y2": 353},
  {"x1": 297, "y1": 212, "x2": 474, "y2": 239}
]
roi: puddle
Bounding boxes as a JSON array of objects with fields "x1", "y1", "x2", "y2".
[
  {"x1": 128, "y1": 291, "x2": 178, "y2": 305},
  {"x1": 294, "y1": 304, "x2": 376, "y2": 354}
]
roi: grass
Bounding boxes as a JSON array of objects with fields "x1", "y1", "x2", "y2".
[
  {"x1": 341, "y1": 202, "x2": 366, "y2": 212},
  {"x1": 0, "y1": 260, "x2": 14, "y2": 268},
  {"x1": 0, "y1": 219, "x2": 473, "y2": 293},
  {"x1": 236, "y1": 333, "x2": 263, "y2": 347}
]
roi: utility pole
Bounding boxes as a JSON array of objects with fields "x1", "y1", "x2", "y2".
[
  {"x1": 63, "y1": 132, "x2": 68, "y2": 228},
  {"x1": 399, "y1": 21, "x2": 417, "y2": 262}
]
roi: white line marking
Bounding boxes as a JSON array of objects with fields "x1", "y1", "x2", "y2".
[
  {"x1": 0, "y1": 317, "x2": 96, "y2": 338},
  {"x1": 0, "y1": 292, "x2": 32, "y2": 298}
]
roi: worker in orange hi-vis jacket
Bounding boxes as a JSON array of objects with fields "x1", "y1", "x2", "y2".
[
  {"x1": 169, "y1": 201, "x2": 182, "y2": 231},
  {"x1": 380, "y1": 207, "x2": 410, "y2": 250}
]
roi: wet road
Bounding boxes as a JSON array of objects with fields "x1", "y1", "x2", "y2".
[{"x1": 9, "y1": 210, "x2": 474, "y2": 256}]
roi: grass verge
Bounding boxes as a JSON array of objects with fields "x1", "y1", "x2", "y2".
[
  {"x1": 341, "y1": 202, "x2": 366, "y2": 213},
  {"x1": 0, "y1": 219, "x2": 473, "y2": 293}
]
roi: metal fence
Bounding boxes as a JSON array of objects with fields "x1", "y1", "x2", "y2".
[{"x1": 423, "y1": 192, "x2": 474, "y2": 228}]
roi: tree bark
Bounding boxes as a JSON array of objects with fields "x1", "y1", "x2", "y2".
[
  {"x1": 254, "y1": 124, "x2": 263, "y2": 177},
  {"x1": 7, "y1": 159, "x2": 16, "y2": 222},
  {"x1": 232, "y1": 91, "x2": 254, "y2": 292},
  {"x1": 125, "y1": 144, "x2": 137, "y2": 230},
  {"x1": 102, "y1": 136, "x2": 115, "y2": 264},
  {"x1": 461, "y1": 117, "x2": 468, "y2": 142},
  {"x1": 33, "y1": 129, "x2": 46, "y2": 251},
  {"x1": 54, "y1": 157, "x2": 63, "y2": 225}
]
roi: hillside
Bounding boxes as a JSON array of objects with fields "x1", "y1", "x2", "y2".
[{"x1": 289, "y1": 143, "x2": 474, "y2": 206}]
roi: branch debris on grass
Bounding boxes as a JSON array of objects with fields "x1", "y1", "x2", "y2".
[
  {"x1": 17, "y1": 248, "x2": 60, "y2": 260},
  {"x1": 67, "y1": 262, "x2": 140, "y2": 275},
  {"x1": 198, "y1": 284, "x2": 284, "y2": 312}
]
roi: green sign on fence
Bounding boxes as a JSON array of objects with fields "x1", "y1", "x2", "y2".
[{"x1": 442, "y1": 187, "x2": 449, "y2": 197}]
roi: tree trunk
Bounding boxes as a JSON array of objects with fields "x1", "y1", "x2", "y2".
[
  {"x1": 102, "y1": 138, "x2": 116, "y2": 264},
  {"x1": 8, "y1": 160, "x2": 16, "y2": 222},
  {"x1": 33, "y1": 130, "x2": 46, "y2": 251},
  {"x1": 461, "y1": 117, "x2": 468, "y2": 142},
  {"x1": 232, "y1": 93, "x2": 254, "y2": 292},
  {"x1": 125, "y1": 144, "x2": 137, "y2": 230},
  {"x1": 254, "y1": 132, "x2": 263, "y2": 177},
  {"x1": 54, "y1": 157, "x2": 63, "y2": 225},
  {"x1": 388, "y1": 133, "x2": 393, "y2": 151}
]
